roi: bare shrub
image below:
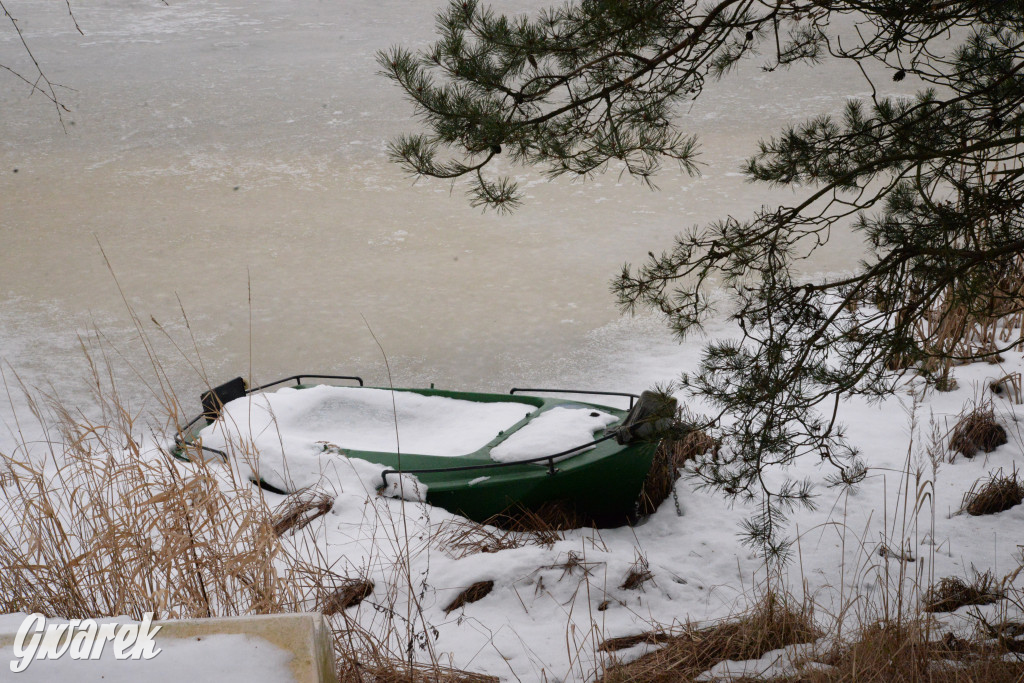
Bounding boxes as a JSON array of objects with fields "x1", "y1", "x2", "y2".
[
  {"x1": 443, "y1": 580, "x2": 494, "y2": 614},
  {"x1": 961, "y1": 468, "x2": 1024, "y2": 516},
  {"x1": 949, "y1": 405, "x2": 1007, "y2": 458},
  {"x1": 923, "y1": 572, "x2": 1003, "y2": 613}
]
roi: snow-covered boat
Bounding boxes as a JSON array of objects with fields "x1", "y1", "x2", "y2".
[{"x1": 172, "y1": 375, "x2": 673, "y2": 523}]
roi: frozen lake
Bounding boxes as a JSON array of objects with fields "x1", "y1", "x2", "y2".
[{"x1": 0, "y1": 0, "x2": 909, "y2": 426}]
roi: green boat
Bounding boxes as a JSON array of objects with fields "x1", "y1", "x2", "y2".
[{"x1": 172, "y1": 374, "x2": 674, "y2": 524}]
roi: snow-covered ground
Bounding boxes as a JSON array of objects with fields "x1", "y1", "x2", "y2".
[
  {"x1": 6, "y1": 314, "x2": 1022, "y2": 681},
  {"x1": 265, "y1": 348, "x2": 1024, "y2": 681}
]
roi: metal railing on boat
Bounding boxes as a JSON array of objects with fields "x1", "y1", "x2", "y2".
[
  {"x1": 172, "y1": 374, "x2": 639, "y2": 486},
  {"x1": 379, "y1": 432, "x2": 618, "y2": 486},
  {"x1": 510, "y1": 387, "x2": 639, "y2": 409}
]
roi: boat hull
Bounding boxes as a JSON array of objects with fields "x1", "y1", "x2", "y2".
[
  {"x1": 415, "y1": 438, "x2": 659, "y2": 523},
  {"x1": 176, "y1": 383, "x2": 661, "y2": 524}
]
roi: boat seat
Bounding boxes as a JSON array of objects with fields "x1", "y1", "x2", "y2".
[{"x1": 201, "y1": 376, "x2": 248, "y2": 421}]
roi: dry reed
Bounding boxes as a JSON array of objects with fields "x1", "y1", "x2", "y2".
[
  {"x1": 443, "y1": 580, "x2": 494, "y2": 614},
  {"x1": 923, "y1": 572, "x2": 1003, "y2": 613},
  {"x1": 598, "y1": 590, "x2": 818, "y2": 682},
  {"x1": 0, "y1": 412, "x2": 294, "y2": 621},
  {"x1": 948, "y1": 404, "x2": 1007, "y2": 458},
  {"x1": 960, "y1": 468, "x2": 1024, "y2": 516},
  {"x1": 272, "y1": 488, "x2": 336, "y2": 536}
]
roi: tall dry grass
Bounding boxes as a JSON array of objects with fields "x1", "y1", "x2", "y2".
[
  {"x1": 0, "y1": 336, "x2": 490, "y2": 682},
  {"x1": 0, "y1": 351, "x2": 297, "y2": 620}
]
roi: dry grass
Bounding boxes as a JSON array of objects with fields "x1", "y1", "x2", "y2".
[
  {"x1": 923, "y1": 572, "x2": 1003, "y2": 613},
  {"x1": 443, "y1": 580, "x2": 494, "y2": 614},
  {"x1": 598, "y1": 591, "x2": 819, "y2": 682},
  {"x1": 433, "y1": 511, "x2": 562, "y2": 560},
  {"x1": 599, "y1": 602, "x2": 1024, "y2": 682},
  {"x1": 979, "y1": 617, "x2": 1024, "y2": 654},
  {"x1": 960, "y1": 468, "x2": 1024, "y2": 516},
  {"x1": 320, "y1": 577, "x2": 375, "y2": 616},
  {"x1": 0, "y1": 422, "x2": 295, "y2": 620},
  {"x1": 948, "y1": 404, "x2": 1008, "y2": 458},
  {"x1": 599, "y1": 600, "x2": 1024, "y2": 683},
  {"x1": 544, "y1": 550, "x2": 600, "y2": 579},
  {"x1": 272, "y1": 488, "x2": 335, "y2": 536},
  {"x1": 481, "y1": 499, "x2": 588, "y2": 531},
  {"x1": 637, "y1": 427, "x2": 715, "y2": 515},
  {"x1": 599, "y1": 631, "x2": 674, "y2": 652},
  {"x1": 341, "y1": 661, "x2": 499, "y2": 683},
  {"x1": 798, "y1": 619, "x2": 1024, "y2": 683},
  {"x1": 620, "y1": 553, "x2": 653, "y2": 591},
  {"x1": 990, "y1": 372, "x2": 1023, "y2": 404}
]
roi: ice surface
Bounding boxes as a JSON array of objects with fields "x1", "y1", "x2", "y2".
[{"x1": 490, "y1": 405, "x2": 618, "y2": 463}]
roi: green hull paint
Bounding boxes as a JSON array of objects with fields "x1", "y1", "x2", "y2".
[{"x1": 177, "y1": 386, "x2": 659, "y2": 523}]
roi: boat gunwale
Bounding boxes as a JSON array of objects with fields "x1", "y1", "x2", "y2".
[{"x1": 173, "y1": 377, "x2": 639, "y2": 476}]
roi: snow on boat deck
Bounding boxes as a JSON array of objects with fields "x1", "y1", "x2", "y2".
[
  {"x1": 199, "y1": 385, "x2": 535, "y2": 457},
  {"x1": 195, "y1": 386, "x2": 622, "y2": 495},
  {"x1": 490, "y1": 406, "x2": 618, "y2": 463}
]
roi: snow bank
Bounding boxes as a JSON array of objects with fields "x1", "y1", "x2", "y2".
[{"x1": 490, "y1": 405, "x2": 618, "y2": 463}]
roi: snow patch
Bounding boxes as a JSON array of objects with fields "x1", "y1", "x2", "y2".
[
  {"x1": 198, "y1": 385, "x2": 532, "y2": 458},
  {"x1": 490, "y1": 406, "x2": 618, "y2": 463}
]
